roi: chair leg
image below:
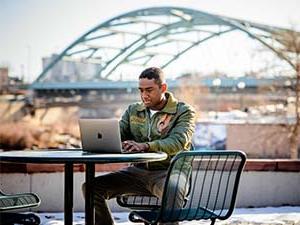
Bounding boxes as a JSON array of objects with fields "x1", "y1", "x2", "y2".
[{"x1": 210, "y1": 218, "x2": 216, "y2": 225}]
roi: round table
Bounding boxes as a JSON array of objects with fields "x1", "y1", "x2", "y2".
[{"x1": 0, "y1": 149, "x2": 168, "y2": 225}]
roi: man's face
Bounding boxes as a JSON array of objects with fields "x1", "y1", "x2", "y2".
[{"x1": 138, "y1": 78, "x2": 166, "y2": 110}]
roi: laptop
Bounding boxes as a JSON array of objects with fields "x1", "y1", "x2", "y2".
[{"x1": 79, "y1": 118, "x2": 123, "y2": 153}]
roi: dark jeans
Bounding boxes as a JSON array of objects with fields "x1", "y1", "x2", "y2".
[{"x1": 82, "y1": 166, "x2": 187, "y2": 225}]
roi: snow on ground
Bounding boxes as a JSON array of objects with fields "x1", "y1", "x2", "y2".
[{"x1": 37, "y1": 206, "x2": 300, "y2": 225}]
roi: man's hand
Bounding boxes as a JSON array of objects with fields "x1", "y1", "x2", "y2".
[{"x1": 122, "y1": 140, "x2": 149, "y2": 153}]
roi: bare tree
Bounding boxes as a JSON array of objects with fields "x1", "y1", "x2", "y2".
[{"x1": 272, "y1": 28, "x2": 300, "y2": 158}]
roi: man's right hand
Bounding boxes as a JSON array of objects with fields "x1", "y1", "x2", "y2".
[{"x1": 122, "y1": 140, "x2": 149, "y2": 153}]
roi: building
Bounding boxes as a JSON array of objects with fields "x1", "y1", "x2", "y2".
[{"x1": 0, "y1": 67, "x2": 9, "y2": 94}]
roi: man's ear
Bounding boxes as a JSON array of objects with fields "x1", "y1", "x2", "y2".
[{"x1": 161, "y1": 83, "x2": 167, "y2": 92}]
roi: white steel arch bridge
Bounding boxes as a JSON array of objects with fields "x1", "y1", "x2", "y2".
[{"x1": 31, "y1": 6, "x2": 299, "y2": 90}]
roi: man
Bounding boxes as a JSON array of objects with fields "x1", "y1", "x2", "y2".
[{"x1": 82, "y1": 67, "x2": 195, "y2": 225}]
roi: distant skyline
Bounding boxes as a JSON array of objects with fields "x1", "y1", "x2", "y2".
[{"x1": 0, "y1": 0, "x2": 299, "y2": 82}]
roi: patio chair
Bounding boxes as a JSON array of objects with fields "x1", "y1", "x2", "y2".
[
  {"x1": 117, "y1": 150, "x2": 246, "y2": 225},
  {"x1": 117, "y1": 145, "x2": 196, "y2": 213},
  {"x1": 0, "y1": 190, "x2": 41, "y2": 225}
]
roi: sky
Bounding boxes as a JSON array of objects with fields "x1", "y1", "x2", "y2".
[{"x1": 0, "y1": 0, "x2": 300, "y2": 82}]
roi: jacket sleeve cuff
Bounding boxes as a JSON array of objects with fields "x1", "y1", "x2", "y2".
[{"x1": 147, "y1": 141, "x2": 158, "y2": 152}]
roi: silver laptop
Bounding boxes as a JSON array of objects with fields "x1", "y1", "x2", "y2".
[{"x1": 79, "y1": 118, "x2": 123, "y2": 153}]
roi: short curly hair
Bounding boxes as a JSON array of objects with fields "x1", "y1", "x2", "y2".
[{"x1": 139, "y1": 67, "x2": 165, "y2": 86}]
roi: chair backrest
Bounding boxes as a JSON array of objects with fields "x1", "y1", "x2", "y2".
[
  {"x1": 0, "y1": 191, "x2": 41, "y2": 211},
  {"x1": 116, "y1": 144, "x2": 196, "y2": 210},
  {"x1": 158, "y1": 150, "x2": 246, "y2": 223}
]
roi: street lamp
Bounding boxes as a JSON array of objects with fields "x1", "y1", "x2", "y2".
[{"x1": 237, "y1": 81, "x2": 246, "y2": 110}]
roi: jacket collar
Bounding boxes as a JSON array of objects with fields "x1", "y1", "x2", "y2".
[{"x1": 137, "y1": 92, "x2": 178, "y2": 114}]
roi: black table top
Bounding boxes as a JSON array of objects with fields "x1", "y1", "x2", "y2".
[{"x1": 0, "y1": 149, "x2": 168, "y2": 164}]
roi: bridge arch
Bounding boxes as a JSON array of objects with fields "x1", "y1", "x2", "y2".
[{"x1": 33, "y1": 6, "x2": 297, "y2": 88}]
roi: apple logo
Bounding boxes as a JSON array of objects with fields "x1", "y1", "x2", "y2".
[{"x1": 97, "y1": 133, "x2": 103, "y2": 139}]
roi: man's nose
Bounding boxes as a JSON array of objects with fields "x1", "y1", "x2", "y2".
[{"x1": 141, "y1": 92, "x2": 149, "y2": 98}]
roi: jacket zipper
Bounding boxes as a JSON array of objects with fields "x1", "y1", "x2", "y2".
[
  {"x1": 147, "y1": 110, "x2": 152, "y2": 141},
  {"x1": 146, "y1": 110, "x2": 156, "y2": 169}
]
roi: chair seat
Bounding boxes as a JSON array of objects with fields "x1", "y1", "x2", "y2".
[
  {"x1": 160, "y1": 207, "x2": 218, "y2": 221},
  {"x1": 131, "y1": 207, "x2": 218, "y2": 224}
]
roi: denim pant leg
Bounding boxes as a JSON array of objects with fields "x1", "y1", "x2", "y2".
[{"x1": 82, "y1": 168, "x2": 152, "y2": 225}]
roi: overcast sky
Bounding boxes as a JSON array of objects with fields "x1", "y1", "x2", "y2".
[{"x1": 0, "y1": 0, "x2": 299, "y2": 82}]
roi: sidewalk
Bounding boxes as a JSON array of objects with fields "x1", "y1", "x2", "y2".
[{"x1": 37, "y1": 206, "x2": 300, "y2": 225}]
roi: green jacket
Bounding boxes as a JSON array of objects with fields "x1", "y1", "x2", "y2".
[{"x1": 120, "y1": 92, "x2": 196, "y2": 170}]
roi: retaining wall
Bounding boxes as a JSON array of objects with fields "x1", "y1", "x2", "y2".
[{"x1": 1, "y1": 160, "x2": 299, "y2": 212}]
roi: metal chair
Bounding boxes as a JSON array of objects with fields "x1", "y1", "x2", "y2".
[
  {"x1": 116, "y1": 145, "x2": 196, "y2": 214},
  {"x1": 117, "y1": 150, "x2": 246, "y2": 225},
  {"x1": 0, "y1": 190, "x2": 41, "y2": 225}
]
